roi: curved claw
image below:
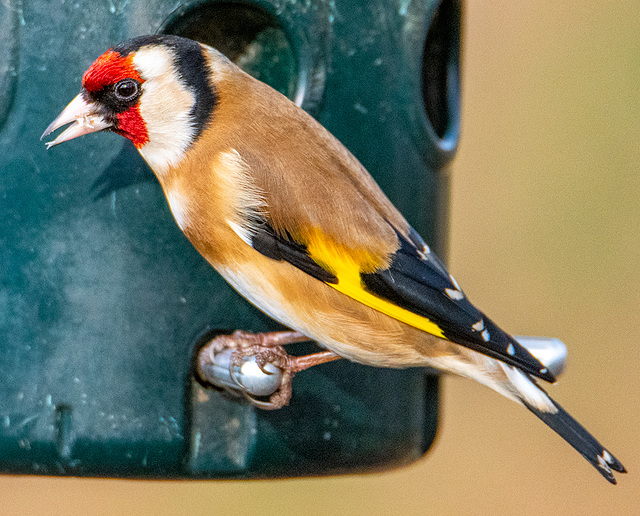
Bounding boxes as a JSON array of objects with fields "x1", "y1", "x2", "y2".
[
  {"x1": 258, "y1": 364, "x2": 275, "y2": 375},
  {"x1": 255, "y1": 354, "x2": 278, "y2": 375},
  {"x1": 241, "y1": 373, "x2": 293, "y2": 410},
  {"x1": 242, "y1": 392, "x2": 282, "y2": 410},
  {"x1": 228, "y1": 352, "x2": 247, "y2": 391}
]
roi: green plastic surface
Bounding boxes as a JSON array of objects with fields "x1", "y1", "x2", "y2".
[{"x1": 0, "y1": 0, "x2": 459, "y2": 477}]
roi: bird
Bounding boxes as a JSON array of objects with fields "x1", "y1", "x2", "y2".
[{"x1": 42, "y1": 34, "x2": 625, "y2": 483}]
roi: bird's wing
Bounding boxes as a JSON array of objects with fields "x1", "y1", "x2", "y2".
[
  {"x1": 248, "y1": 218, "x2": 555, "y2": 383},
  {"x1": 230, "y1": 93, "x2": 552, "y2": 381}
]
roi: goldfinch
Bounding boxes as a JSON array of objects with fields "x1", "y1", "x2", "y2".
[{"x1": 42, "y1": 35, "x2": 625, "y2": 483}]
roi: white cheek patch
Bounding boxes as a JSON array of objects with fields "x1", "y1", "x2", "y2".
[{"x1": 133, "y1": 46, "x2": 196, "y2": 175}]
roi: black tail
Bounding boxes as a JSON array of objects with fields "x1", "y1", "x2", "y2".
[{"x1": 524, "y1": 395, "x2": 626, "y2": 484}]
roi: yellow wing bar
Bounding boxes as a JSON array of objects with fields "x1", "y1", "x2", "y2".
[{"x1": 306, "y1": 231, "x2": 447, "y2": 339}]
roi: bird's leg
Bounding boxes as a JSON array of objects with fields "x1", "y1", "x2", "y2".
[
  {"x1": 197, "y1": 330, "x2": 342, "y2": 409},
  {"x1": 229, "y1": 329, "x2": 311, "y2": 348},
  {"x1": 253, "y1": 350, "x2": 342, "y2": 409}
]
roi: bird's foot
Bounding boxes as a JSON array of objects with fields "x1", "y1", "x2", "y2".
[{"x1": 197, "y1": 330, "x2": 342, "y2": 410}]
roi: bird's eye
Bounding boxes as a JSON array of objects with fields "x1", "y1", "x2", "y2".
[{"x1": 114, "y1": 79, "x2": 140, "y2": 101}]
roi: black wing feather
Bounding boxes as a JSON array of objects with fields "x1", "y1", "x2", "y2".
[
  {"x1": 250, "y1": 220, "x2": 553, "y2": 382},
  {"x1": 250, "y1": 223, "x2": 338, "y2": 284},
  {"x1": 248, "y1": 222, "x2": 627, "y2": 481},
  {"x1": 362, "y1": 229, "x2": 556, "y2": 382},
  {"x1": 525, "y1": 392, "x2": 626, "y2": 484}
]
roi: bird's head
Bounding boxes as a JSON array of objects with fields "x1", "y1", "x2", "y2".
[{"x1": 42, "y1": 35, "x2": 219, "y2": 173}]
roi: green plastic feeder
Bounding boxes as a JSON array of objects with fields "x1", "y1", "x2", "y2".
[{"x1": 0, "y1": 0, "x2": 460, "y2": 477}]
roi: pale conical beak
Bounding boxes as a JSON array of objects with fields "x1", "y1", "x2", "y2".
[{"x1": 41, "y1": 93, "x2": 112, "y2": 149}]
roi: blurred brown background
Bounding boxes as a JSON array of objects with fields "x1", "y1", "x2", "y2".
[{"x1": 2, "y1": 1, "x2": 638, "y2": 514}]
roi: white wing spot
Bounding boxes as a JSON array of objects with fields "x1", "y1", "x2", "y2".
[
  {"x1": 449, "y1": 275, "x2": 462, "y2": 291},
  {"x1": 417, "y1": 244, "x2": 432, "y2": 261},
  {"x1": 445, "y1": 288, "x2": 464, "y2": 300},
  {"x1": 472, "y1": 319, "x2": 485, "y2": 331},
  {"x1": 507, "y1": 343, "x2": 515, "y2": 356},
  {"x1": 481, "y1": 329, "x2": 490, "y2": 342},
  {"x1": 597, "y1": 454, "x2": 612, "y2": 473}
]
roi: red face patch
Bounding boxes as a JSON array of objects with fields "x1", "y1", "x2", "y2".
[
  {"x1": 115, "y1": 109, "x2": 149, "y2": 148},
  {"x1": 82, "y1": 50, "x2": 149, "y2": 148},
  {"x1": 82, "y1": 50, "x2": 143, "y2": 93}
]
